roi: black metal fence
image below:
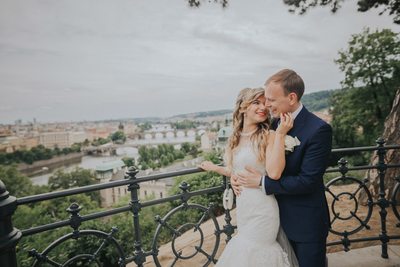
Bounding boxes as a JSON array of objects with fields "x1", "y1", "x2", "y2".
[{"x1": 0, "y1": 138, "x2": 399, "y2": 267}]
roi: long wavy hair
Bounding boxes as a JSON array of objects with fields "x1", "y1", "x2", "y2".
[{"x1": 225, "y1": 88, "x2": 271, "y2": 171}]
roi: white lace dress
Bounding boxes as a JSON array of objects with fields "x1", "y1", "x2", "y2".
[{"x1": 216, "y1": 139, "x2": 294, "y2": 267}]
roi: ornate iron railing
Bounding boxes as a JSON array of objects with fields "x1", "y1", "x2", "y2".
[
  {"x1": 0, "y1": 138, "x2": 399, "y2": 266},
  {"x1": 324, "y1": 138, "x2": 400, "y2": 258}
]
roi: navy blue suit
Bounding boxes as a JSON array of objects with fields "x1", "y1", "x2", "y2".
[{"x1": 263, "y1": 107, "x2": 332, "y2": 267}]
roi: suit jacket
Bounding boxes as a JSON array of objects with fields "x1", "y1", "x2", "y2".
[{"x1": 264, "y1": 106, "x2": 332, "y2": 242}]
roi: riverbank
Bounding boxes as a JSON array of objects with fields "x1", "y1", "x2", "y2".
[{"x1": 18, "y1": 152, "x2": 84, "y2": 177}]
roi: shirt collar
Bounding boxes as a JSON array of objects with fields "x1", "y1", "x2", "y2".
[{"x1": 291, "y1": 102, "x2": 303, "y2": 120}]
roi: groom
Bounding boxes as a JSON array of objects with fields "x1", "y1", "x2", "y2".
[{"x1": 235, "y1": 69, "x2": 332, "y2": 267}]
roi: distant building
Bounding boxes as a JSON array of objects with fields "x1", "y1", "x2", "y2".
[
  {"x1": 39, "y1": 131, "x2": 88, "y2": 149},
  {"x1": 123, "y1": 123, "x2": 138, "y2": 136},
  {"x1": 69, "y1": 131, "x2": 87, "y2": 144},
  {"x1": 39, "y1": 132, "x2": 69, "y2": 149},
  {"x1": 200, "y1": 132, "x2": 217, "y2": 151},
  {"x1": 118, "y1": 122, "x2": 124, "y2": 131},
  {"x1": 22, "y1": 136, "x2": 40, "y2": 150},
  {"x1": 0, "y1": 136, "x2": 22, "y2": 153},
  {"x1": 86, "y1": 127, "x2": 115, "y2": 141},
  {"x1": 216, "y1": 126, "x2": 232, "y2": 151},
  {"x1": 95, "y1": 160, "x2": 128, "y2": 207},
  {"x1": 139, "y1": 179, "x2": 173, "y2": 200},
  {"x1": 217, "y1": 126, "x2": 232, "y2": 141},
  {"x1": 0, "y1": 126, "x2": 12, "y2": 138}
]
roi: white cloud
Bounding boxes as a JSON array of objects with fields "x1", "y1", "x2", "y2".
[{"x1": 0, "y1": 0, "x2": 398, "y2": 123}]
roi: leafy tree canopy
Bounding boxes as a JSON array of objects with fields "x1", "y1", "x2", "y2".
[
  {"x1": 110, "y1": 130, "x2": 126, "y2": 143},
  {"x1": 330, "y1": 28, "x2": 400, "y2": 148},
  {"x1": 283, "y1": 0, "x2": 400, "y2": 24}
]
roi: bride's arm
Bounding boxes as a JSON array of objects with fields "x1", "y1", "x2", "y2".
[
  {"x1": 265, "y1": 131, "x2": 286, "y2": 180},
  {"x1": 265, "y1": 113, "x2": 294, "y2": 180},
  {"x1": 199, "y1": 161, "x2": 231, "y2": 177}
]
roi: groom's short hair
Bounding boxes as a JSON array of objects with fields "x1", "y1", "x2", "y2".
[{"x1": 265, "y1": 69, "x2": 305, "y2": 100}]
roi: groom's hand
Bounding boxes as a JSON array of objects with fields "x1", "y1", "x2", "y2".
[
  {"x1": 230, "y1": 174, "x2": 242, "y2": 196},
  {"x1": 237, "y1": 166, "x2": 262, "y2": 189}
]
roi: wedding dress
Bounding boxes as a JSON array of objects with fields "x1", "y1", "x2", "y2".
[{"x1": 216, "y1": 138, "x2": 298, "y2": 267}]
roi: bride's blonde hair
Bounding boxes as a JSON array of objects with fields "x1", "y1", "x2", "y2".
[{"x1": 225, "y1": 87, "x2": 271, "y2": 171}]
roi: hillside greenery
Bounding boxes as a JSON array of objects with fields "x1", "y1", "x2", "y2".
[
  {"x1": 137, "y1": 142, "x2": 200, "y2": 170},
  {"x1": 0, "y1": 144, "x2": 82, "y2": 165},
  {"x1": 301, "y1": 89, "x2": 336, "y2": 112}
]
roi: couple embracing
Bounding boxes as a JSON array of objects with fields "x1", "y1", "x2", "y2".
[{"x1": 200, "y1": 69, "x2": 332, "y2": 267}]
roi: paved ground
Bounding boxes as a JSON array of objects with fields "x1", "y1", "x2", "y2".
[
  {"x1": 327, "y1": 245, "x2": 400, "y2": 267},
  {"x1": 127, "y1": 206, "x2": 400, "y2": 267}
]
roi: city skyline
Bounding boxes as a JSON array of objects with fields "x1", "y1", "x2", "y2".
[{"x1": 0, "y1": 0, "x2": 398, "y2": 124}]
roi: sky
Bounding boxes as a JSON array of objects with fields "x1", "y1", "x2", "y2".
[{"x1": 0, "y1": 0, "x2": 398, "y2": 124}]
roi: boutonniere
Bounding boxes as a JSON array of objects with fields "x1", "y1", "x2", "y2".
[{"x1": 285, "y1": 135, "x2": 301, "y2": 154}]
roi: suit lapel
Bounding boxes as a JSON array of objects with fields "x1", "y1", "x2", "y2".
[
  {"x1": 287, "y1": 106, "x2": 308, "y2": 136},
  {"x1": 271, "y1": 117, "x2": 279, "y2": 130},
  {"x1": 271, "y1": 107, "x2": 309, "y2": 134}
]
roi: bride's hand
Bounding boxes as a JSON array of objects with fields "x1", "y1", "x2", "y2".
[
  {"x1": 276, "y1": 112, "x2": 294, "y2": 135},
  {"x1": 198, "y1": 161, "x2": 215, "y2": 171}
]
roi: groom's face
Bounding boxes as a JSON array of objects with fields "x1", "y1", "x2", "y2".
[{"x1": 264, "y1": 82, "x2": 292, "y2": 118}]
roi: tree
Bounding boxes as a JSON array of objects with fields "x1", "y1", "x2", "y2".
[
  {"x1": 171, "y1": 120, "x2": 199, "y2": 129},
  {"x1": 54, "y1": 146, "x2": 61, "y2": 155},
  {"x1": 169, "y1": 172, "x2": 225, "y2": 215},
  {"x1": 21, "y1": 150, "x2": 35, "y2": 164},
  {"x1": 138, "y1": 122, "x2": 152, "y2": 132},
  {"x1": 48, "y1": 168, "x2": 100, "y2": 204},
  {"x1": 0, "y1": 165, "x2": 35, "y2": 197},
  {"x1": 181, "y1": 142, "x2": 192, "y2": 154},
  {"x1": 283, "y1": 0, "x2": 400, "y2": 24},
  {"x1": 71, "y1": 143, "x2": 82, "y2": 152},
  {"x1": 110, "y1": 131, "x2": 126, "y2": 144},
  {"x1": 83, "y1": 138, "x2": 90, "y2": 146},
  {"x1": 189, "y1": 144, "x2": 200, "y2": 158},
  {"x1": 202, "y1": 150, "x2": 223, "y2": 164},
  {"x1": 160, "y1": 155, "x2": 170, "y2": 166},
  {"x1": 359, "y1": 88, "x2": 400, "y2": 202},
  {"x1": 330, "y1": 28, "x2": 400, "y2": 147},
  {"x1": 187, "y1": 0, "x2": 228, "y2": 8},
  {"x1": 335, "y1": 28, "x2": 400, "y2": 110},
  {"x1": 122, "y1": 157, "x2": 136, "y2": 167},
  {"x1": 91, "y1": 137, "x2": 110, "y2": 146}
]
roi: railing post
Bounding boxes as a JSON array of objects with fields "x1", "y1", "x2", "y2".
[
  {"x1": 376, "y1": 138, "x2": 389, "y2": 258},
  {"x1": 66, "y1": 203, "x2": 82, "y2": 237},
  {"x1": 222, "y1": 176, "x2": 235, "y2": 242},
  {"x1": 338, "y1": 157, "x2": 348, "y2": 178},
  {"x1": 0, "y1": 180, "x2": 22, "y2": 267},
  {"x1": 126, "y1": 167, "x2": 145, "y2": 266}
]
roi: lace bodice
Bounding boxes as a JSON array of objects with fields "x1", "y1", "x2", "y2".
[
  {"x1": 231, "y1": 138, "x2": 266, "y2": 176},
  {"x1": 216, "y1": 136, "x2": 292, "y2": 267}
]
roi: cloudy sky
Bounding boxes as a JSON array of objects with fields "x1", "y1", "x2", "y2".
[{"x1": 0, "y1": 0, "x2": 397, "y2": 124}]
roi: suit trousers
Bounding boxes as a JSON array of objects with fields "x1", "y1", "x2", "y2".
[{"x1": 289, "y1": 239, "x2": 327, "y2": 267}]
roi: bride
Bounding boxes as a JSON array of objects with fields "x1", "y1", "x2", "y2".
[{"x1": 200, "y1": 88, "x2": 298, "y2": 267}]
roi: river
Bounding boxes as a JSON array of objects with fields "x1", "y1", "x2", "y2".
[
  {"x1": 30, "y1": 136, "x2": 196, "y2": 186},
  {"x1": 30, "y1": 147, "x2": 138, "y2": 186}
]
